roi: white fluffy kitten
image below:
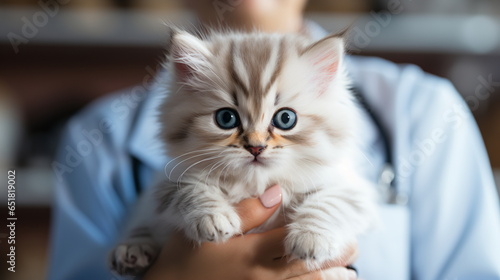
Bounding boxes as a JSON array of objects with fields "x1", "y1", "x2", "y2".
[{"x1": 110, "y1": 29, "x2": 378, "y2": 276}]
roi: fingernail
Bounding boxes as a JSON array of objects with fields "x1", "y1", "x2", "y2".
[
  {"x1": 259, "y1": 185, "x2": 282, "y2": 208},
  {"x1": 347, "y1": 269, "x2": 357, "y2": 280}
]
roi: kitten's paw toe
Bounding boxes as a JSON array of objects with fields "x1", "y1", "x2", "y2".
[
  {"x1": 192, "y1": 209, "x2": 241, "y2": 243},
  {"x1": 110, "y1": 242, "x2": 159, "y2": 276},
  {"x1": 285, "y1": 229, "x2": 345, "y2": 269}
]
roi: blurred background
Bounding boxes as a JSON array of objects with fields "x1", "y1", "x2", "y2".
[{"x1": 0, "y1": 0, "x2": 499, "y2": 279}]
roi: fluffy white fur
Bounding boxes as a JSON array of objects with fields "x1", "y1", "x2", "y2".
[{"x1": 110, "y1": 30, "x2": 379, "y2": 276}]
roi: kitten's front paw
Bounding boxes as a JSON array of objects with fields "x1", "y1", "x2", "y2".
[
  {"x1": 187, "y1": 208, "x2": 241, "y2": 243},
  {"x1": 109, "y1": 242, "x2": 159, "y2": 276},
  {"x1": 285, "y1": 228, "x2": 346, "y2": 269}
]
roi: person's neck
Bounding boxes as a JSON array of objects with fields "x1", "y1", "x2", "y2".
[
  {"x1": 261, "y1": 14, "x2": 304, "y2": 33},
  {"x1": 199, "y1": 14, "x2": 304, "y2": 34}
]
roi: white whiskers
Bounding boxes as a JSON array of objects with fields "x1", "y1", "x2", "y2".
[{"x1": 165, "y1": 148, "x2": 222, "y2": 180}]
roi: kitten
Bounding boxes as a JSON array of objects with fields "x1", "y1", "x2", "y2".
[{"x1": 110, "y1": 29, "x2": 379, "y2": 276}]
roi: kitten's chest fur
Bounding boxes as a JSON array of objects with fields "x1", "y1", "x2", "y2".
[
  {"x1": 204, "y1": 167, "x2": 330, "y2": 203},
  {"x1": 188, "y1": 166, "x2": 333, "y2": 231}
]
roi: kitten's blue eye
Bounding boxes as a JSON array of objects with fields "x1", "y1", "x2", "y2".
[
  {"x1": 272, "y1": 108, "x2": 297, "y2": 130},
  {"x1": 215, "y1": 108, "x2": 240, "y2": 129}
]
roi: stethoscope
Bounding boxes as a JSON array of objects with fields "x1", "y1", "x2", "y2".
[
  {"x1": 351, "y1": 86, "x2": 407, "y2": 206},
  {"x1": 132, "y1": 87, "x2": 405, "y2": 205}
]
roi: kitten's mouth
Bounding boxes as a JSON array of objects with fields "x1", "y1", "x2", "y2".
[{"x1": 250, "y1": 157, "x2": 266, "y2": 166}]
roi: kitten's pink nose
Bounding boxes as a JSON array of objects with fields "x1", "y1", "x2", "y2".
[{"x1": 245, "y1": 145, "x2": 266, "y2": 157}]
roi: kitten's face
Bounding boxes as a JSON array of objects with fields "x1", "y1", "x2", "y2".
[{"x1": 160, "y1": 31, "x2": 356, "y2": 184}]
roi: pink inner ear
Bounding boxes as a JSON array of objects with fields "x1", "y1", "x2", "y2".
[
  {"x1": 314, "y1": 52, "x2": 339, "y2": 75},
  {"x1": 174, "y1": 60, "x2": 193, "y2": 82},
  {"x1": 171, "y1": 42, "x2": 198, "y2": 82},
  {"x1": 311, "y1": 52, "x2": 339, "y2": 96}
]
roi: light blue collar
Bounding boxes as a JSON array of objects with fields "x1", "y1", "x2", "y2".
[{"x1": 127, "y1": 83, "x2": 169, "y2": 171}]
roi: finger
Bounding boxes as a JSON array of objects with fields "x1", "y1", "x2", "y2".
[
  {"x1": 274, "y1": 242, "x2": 359, "y2": 279},
  {"x1": 235, "y1": 184, "x2": 282, "y2": 233},
  {"x1": 277, "y1": 242, "x2": 358, "y2": 270},
  {"x1": 257, "y1": 231, "x2": 357, "y2": 266},
  {"x1": 319, "y1": 243, "x2": 359, "y2": 268},
  {"x1": 286, "y1": 270, "x2": 323, "y2": 280},
  {"x1": 275, "y1": 258, "x2": 313, "y2": 278},
  {"x1": 272, "y1": 256, "x2": 346, "y2": 279},
  {"x1": 319, "y1": 267, "x2": 357, "y2": 280},
  {"x1": 287, "y1": 267, "x2": 357, "y2": 280}
]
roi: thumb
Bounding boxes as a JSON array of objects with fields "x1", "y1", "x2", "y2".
[{"x1": 235, "y1": 184, "x2": 282, "y2": 233}]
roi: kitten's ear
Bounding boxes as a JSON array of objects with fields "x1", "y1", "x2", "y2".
[
  {"x1": 167, "y1": 28, "x2": 212, "y2": 81},
  {"x1": 301, "y1": 34, "x2": 345, "y2": 95}
]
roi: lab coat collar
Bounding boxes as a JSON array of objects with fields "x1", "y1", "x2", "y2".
[{"x1": 127, "y1": 81, "x2": 169, "y2": 171}]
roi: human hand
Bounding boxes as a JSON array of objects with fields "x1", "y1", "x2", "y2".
[{"x1": 143, "y1": 185, "x2": 358, "y2": 280}]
